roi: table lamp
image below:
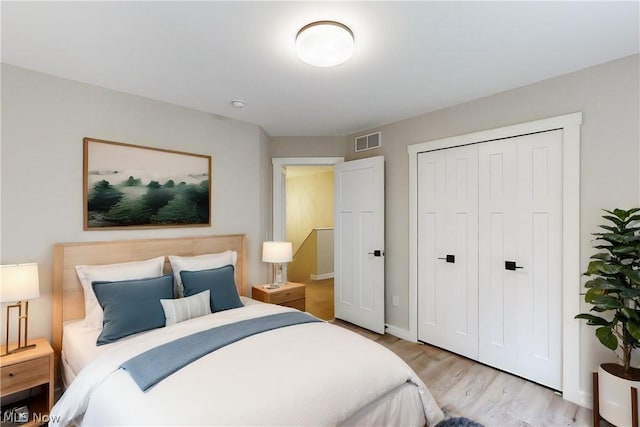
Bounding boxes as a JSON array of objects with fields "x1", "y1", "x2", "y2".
[
  {"x1": 0, "y1": 263, "x2": 40, "y2": 355},
  {"x1": 262, "y1": 241, "x2": 292, "y2": 288}
]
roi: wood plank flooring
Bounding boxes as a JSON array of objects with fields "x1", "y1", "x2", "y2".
[{"x1": 332, "y1": 319, "x2": 593, "y2": 427}]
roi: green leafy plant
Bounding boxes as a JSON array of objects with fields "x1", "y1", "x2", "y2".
[{"x1": 576, "y1": 208, "x2": 640, "y2": 377}]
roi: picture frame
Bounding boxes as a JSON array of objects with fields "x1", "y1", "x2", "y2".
[{"x1": 83, "y1": 137, "x2": 211, "y2": 230}]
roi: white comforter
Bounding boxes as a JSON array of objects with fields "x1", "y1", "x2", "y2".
[{"x1": 51, "y1": 303, "x2": 443, "y2": 426}]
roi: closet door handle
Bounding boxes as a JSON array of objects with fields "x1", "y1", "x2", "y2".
[
  {"x1": 505, "y1": 261, "x2": 524, "y2": 271},
  {"x1": 437, "y1": 255, "x2": 455, "y2": 263}
]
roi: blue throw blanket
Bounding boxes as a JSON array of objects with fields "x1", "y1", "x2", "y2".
[{"x1": 120, "y1": 311, "x2": 321, "y2": 391}]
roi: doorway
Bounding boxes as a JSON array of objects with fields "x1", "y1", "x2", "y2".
[
  {"x1": 408, "y1": 112, "x2": 583, "y2": 406},
  {"x1": 286, "y1": 165, "x2": 334, "y2": 320},
  {"x1": 272, "y1": 157, "x2": 343, "y2": 320},
  {"x1": 416, "y1": 129, "x2": 563, "y2": 389}
]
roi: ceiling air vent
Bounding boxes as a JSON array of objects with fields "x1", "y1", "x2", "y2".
[{"x1": 355, "y1": 131, "x2": 382, "y2": 152}]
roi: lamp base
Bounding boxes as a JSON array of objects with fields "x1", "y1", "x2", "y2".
[
  {"x1": 263, "y1": 283, "x2": 282, "y2": 289},
  {"x1": 4, "y1": 301, "x2": 35, "y2": 357},
  {"x1": 2, "y1": 343, "x2": 36, "y2": 357}
]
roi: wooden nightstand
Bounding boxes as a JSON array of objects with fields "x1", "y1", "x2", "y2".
[
  {"x1": 252, "y1": 282, "x2": 306, "y2": 311},
  {"x1": 0, "y1": 338, "x2": 54, "y2": 426}
]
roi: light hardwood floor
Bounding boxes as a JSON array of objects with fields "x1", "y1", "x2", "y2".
[
  {"x1": 333, "y1": 319, "x2": 594, "y2": 427},
  {"x1": 304, "y1": 278, "x2": 334, "y2": 320}
]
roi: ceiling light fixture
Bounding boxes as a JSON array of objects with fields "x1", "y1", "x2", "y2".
[
  {"x1": 296, "y1": 20, "x2": 354, "y2": 67},
  {"x1": 231, "y1": 100, "x2": 246, "y2": 109}
]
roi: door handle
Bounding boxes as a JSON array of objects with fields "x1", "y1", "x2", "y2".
[
  {"x1": 505, "y1": 261, "x2": 524, "y2": 271},
  {"x1": 368, "y1": 250, "x2": 384, "y2": 257},
  {"x1": 437, "y1": 255, "x2": 455, "y2": 263}
]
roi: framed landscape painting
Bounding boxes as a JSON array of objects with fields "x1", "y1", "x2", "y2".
[{"x1": 83, "y1": 138, "x2": 211, "y2": 230}]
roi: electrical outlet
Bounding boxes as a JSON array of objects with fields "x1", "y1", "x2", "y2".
[{"x1": 392, "y1": 295, "x2": 399, "y2": 307}]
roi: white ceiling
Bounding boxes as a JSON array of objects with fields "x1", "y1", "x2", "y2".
[{"x1": 2, "y1": 1, "x2": 638, "y2": 137}]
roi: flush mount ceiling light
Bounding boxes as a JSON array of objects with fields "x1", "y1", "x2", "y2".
[
  {"x1": 230, "y1": 99, "x2": 246, "y2": 109},
  {"x1": 296, "y1": 20, "x2": 354, "y2": 67}
]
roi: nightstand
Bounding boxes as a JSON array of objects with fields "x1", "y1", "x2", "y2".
[
  {"x1": 0, "y1": 338, "x2": 54, "y2": 426},
  {"x1": 252, "y1": 282, "x2": 306, "y2": 311}
]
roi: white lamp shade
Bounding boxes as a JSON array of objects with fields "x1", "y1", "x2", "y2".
[
  {"x1": 0, "y1": 263, "x2": 40, "y2": 303},
  {"x1": 296, "y1": 21, "x2": 354, "y2": 67},
  {"x1": 262, "y1": 241, "x2": 293, "y2": 263}
]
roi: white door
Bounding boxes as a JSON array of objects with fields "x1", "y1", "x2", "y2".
[
  {"x1": 417, "y1": 145, "x2": 479, "y2": 359},
  {"x1": 478, "y1": 130, "x2": 563, "y2": 389},
  {"x1": 334, "y1": 156, "x2": 385, "y2": 333}
]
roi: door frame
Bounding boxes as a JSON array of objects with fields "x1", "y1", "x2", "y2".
[
  {"x1": 272, "y1": 157, "x2": 344, "y2": 242},
  {"x1": 408, "y1": 112, "x2": 583, "y2": 405}
]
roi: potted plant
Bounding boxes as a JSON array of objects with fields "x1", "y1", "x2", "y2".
[{"x1": 576, "y1": 208, "x2": 640, "y2": 426}]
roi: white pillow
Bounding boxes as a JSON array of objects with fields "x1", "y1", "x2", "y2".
[
  {"x1": 168, "y1": 251, "x2": 237, "y2": 297},
  {"x1": 161, "y1": 290, "x2": 211, "y2": 326},
  {"x1": 75, "y1": 256, "x2": 165, "y2": 330}
]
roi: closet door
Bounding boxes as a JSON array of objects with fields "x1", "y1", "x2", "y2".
[
  {"x1": 417, "y1": 145, "x2": 479, "y2": 359},
  {"x1": 478, "y1": 130, "x2": 563, "y2": 389}
]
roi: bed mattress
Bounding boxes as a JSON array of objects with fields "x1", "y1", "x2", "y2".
[{"x1": 61, "y1": 320, "x2": 101, "y2": 386}]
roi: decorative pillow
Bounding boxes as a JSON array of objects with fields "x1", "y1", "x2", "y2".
[
  {"x1": 180, "y1": 265, "x2": 243, "y2": 313},
  {"x1": 160, "y1": 290, "x2": 212, "y2": 326},
  {"x1": 168, "y1": 251, "x2": 237, "y2": 297},
  {"x1": 75, "y1": 256, "x2": 165, "y2": 330},
  {"x1": 92, "y1": 275, "x2": 174, "y2": 345}
]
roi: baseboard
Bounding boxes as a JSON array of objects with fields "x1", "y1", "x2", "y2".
[
  {"x1": 384, "y1": 324, "x2": 415, "y2": 342},
  {"x1": 563, "y1": 388, "x2": 592, "y2": 410},
  {"x1": 310, "y1": 273, "x2": 334, "y2": 280}
]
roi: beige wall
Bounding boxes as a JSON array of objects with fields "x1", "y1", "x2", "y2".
[
  {"x1": 315, "y1": 228, "x2": 334, "y2": 277},
  {"x1": 0, "y1": 64, "x2": 270, "y2": 343},
  {"x1": 270, "y1": 136, "x2": 347, "y2": 158},
  {"x1": 347, "y1": 54, "x2": 639, "y2": 401},
  {"x1": 258, "y1": 126, "x2": 273, "y2": 284}
]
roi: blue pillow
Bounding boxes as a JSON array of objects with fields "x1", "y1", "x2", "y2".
[
  {"x1": 180, "y1": 265, "x2": 243, "y2": 312},
  {"x1": 92, "y1": 274, "x2": 174, "y2": 345}
]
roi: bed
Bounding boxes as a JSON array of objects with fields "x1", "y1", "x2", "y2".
[{"x1": 50, "y1": 234, "x2": 444, "y2": 426}]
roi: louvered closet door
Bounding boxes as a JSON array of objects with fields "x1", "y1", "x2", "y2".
[
  {"x1": 478, "y1": 130, "x2": 563, "y2": 390},
  {"x1": 418, "y1": 145, "x2": 479, "y2": 360}
]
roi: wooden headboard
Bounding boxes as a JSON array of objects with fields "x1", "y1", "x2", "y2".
[{"x1": 52, "y1": 234, "x2": 246, "y2": 357}]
